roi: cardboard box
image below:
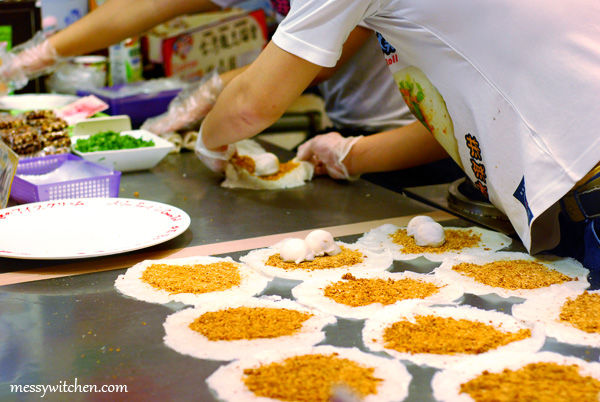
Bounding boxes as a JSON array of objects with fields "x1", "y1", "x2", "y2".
[{"x1": 145, "y1": 9, "x2": 267, "y2": 80}]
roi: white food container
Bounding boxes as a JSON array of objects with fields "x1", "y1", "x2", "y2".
[{"x1": 71, "y1": 115, "x2": 174, "y2": 172}]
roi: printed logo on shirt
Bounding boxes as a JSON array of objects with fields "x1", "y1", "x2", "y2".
[
  {"x1": 392, "y1": 66, "x2": 463, "y2": 169},
  {"x1": 376, "y1": 32, "x2": 396, "y2": 56},
  {"x1": 465, "y1": 133, "x2": 488, "y2": 199},
  {"x1": 513, "y1": 177, "x2": 534, "y2": 224}
]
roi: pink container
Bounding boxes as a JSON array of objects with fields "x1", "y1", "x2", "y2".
[{"x1": 10, "y1": 154, "x2": 121, "y2": 204}]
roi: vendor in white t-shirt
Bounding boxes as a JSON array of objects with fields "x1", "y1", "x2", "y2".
[
  {"x1": 197, "y1": 0, "x2": 600, "y2": 285},
  {"x1": 3, "y1": 0, "x2": 453, "y2": 183},
  {"x1": 0, "y1": 0, "x2": 415, "y2": 137}
]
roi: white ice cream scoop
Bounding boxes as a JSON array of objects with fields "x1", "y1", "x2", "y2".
[
  {"x1": 253, "y1": 152, "x2": 280, "y2": 176},
  {"x1": 406, "y1": 215, "x2": 435, "y2": 236},
  {"x1": 278, "y1": 238, "x2": 314, "y2": 264},
  {"x1": 413, "y1": 221, "x2": 446, "y2": 247},
  {"x1": 305, "y1": 229, "x2": 341, "y2": 257}
]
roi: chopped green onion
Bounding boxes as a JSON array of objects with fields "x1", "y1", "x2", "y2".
[{"x1": 74, "y1": 131, "x2": 154, "y2": 152}]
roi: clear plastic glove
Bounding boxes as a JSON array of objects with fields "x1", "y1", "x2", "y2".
[
  {"x1": 194, "y1": 123, "x2": 235, "y2": 173},
  {"x1": 0, "y1": 32, "x2": 60, "y2": 94},
  {"x1": 296, "y1": 132, "x2": 363, "y2": 180},
  {"x1": 141, "y1": 71, "x2": 224, "y2": 135}
]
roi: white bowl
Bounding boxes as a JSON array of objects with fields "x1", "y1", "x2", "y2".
[{"x1": 71, "y1": 129, "x2": 174, "y2": 172}]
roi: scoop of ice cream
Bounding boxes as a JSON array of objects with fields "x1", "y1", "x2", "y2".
[
  {"x1": 305, "y1": 229, "x2": 341, "y2": 257},
  {"x1": 278, "y1": 238, "x2": 314, "y2": 264},
  {"x1": 253, "y1": 152, "x2": 280, "y2": 176},
  {"x1": 413, "y1": 221, "x2": 446, "y2": 247},
  {"x1": 406, "y1": 215, "x2": 435, "y2": 236}
]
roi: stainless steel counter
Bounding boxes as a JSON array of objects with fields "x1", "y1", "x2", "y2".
[
  {"x1": 1, "y1": 149, "x2": 598, "y2": 401},
  {"x1": 0, "y1": 148, "x2": 435, "y2": 273}
]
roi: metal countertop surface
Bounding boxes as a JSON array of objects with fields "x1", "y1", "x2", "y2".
[
  {"x1": 0, "y1": 148, "x2": 435, "y2": 273},
  {"x1": 1, "y1": 150, "x2": 598, "y2": 401}
]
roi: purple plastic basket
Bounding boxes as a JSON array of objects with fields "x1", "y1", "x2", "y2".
[
  {"x1": 10, "y1": 154, "x2": 121, "y2": 204},
  {"x1": 77, "y1": 84, "x2": 181, "y2": 128}
]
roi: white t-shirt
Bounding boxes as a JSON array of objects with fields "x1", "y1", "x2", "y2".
[
  {"x1": 272, "y1": 0, "x2": 600, "y2": 253},
  {"x1": 317, "y1": 34, "x2": 413, "y2": 131},
  {"x1": 213, "y1": 0, "x2": 412, "y2": 131}
]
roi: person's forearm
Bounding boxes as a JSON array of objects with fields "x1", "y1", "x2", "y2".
[
  {"x1": 344, "y1": 121, "x2": 450, "y2": 175},
  {"x1": 201, "y1": 41, "x2": 321, "y2": 149},
  {"x1": 49, "y1": 0, "x2": 220, "y2": 57},
  {"x1": 219, "y1": 65, "x2": 248, "y2": 86}
]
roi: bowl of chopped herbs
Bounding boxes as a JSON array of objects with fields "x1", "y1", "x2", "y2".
[{"x1": 72, "y1": 129, "x2": 174, "y2": 172}]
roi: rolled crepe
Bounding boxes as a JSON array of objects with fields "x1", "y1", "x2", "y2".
[{"x1": 160, "y1": 132, "x2": 182, "y2": 153}]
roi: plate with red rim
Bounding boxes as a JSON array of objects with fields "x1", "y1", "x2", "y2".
[{"x1": 0, "y1": 198, "x2": 191, "y2": 259}]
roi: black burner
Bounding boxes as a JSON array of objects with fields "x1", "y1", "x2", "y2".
[
  {"x1": 447, "y1": 178, "x2": 509, "y2": 223},
  {"x1": 403, "y1": 178, "x2": 516, "y2": 235},
  {"x1": 457, "y1": 178, "x2": 490, "y2": 203}
]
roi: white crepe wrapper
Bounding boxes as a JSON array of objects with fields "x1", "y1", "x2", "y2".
[
  {"x1": 512, "y1": 289, "x2": 600, "y2": 347},
  {"x1": 435, "y1": 251, "x2": 590, "y2": 299},
  {"x1": 163, "y1": 297, "x2": 337, "y2": 361},
  {"x1": 114, "y1": 256, "x2": 270, "y2": 306},
  {"x1": 159, "y1": 132, "x2": 182, "y2": 153},
  {"x1": 357, "y1": 224, "x2": 512, "y2": 262},
  {"x1": 222, "y1": 157, "x2": 313, "y2": 190},
  {"x1": 291, "y1": 270, "x2": 464, "y2": 320},
  {"x1": 182, "y1": 131, "x2": 197, "y2": 150},
  {"x1": 206, "y1": 345, "x2": 411, "y2": 402},
  {"x1": 362, "y1": 302, "x2": 545, "y2": 369},
  {"x1": 240, "y1": 241, "x2": 393, "y2": 280},
  {"x1": 221, "y1": 138, "x2": 313, "y2": 190},
  {"x1": 431, "y1": 351, "x2": 600, "y2": 402}
]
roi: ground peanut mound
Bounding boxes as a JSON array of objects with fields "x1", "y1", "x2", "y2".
[
  {"x1": 261, "y1": 161, "x2": 299, "y2": 181},
  {"x1": 243, "y1": 353, "x2": 382, "y2": 401},
  {"x1": 452, "y1": 260, "x2": 573, "y2": 289},
  {"x1": 141, "y1": 262, "x2": 241, "y2": 294},
  {"x1": 382, "y1": 315, "x2": 531, "y2": 355},
  {"x1": 232, "y1": 153, "x2": 299, "y2": 180},
  {"x1": 231, "y1": 154, "x2": 256, "y2": 174},
  {"x1": 323, "y1": 273, "x2": 441, "y2": 307},
  {"x1": 188, "y1": 307, "x2": 313, "y2": 341},
  {"x1": 390, "y1": 229, "x2": 481, "y2": 254},
  {"x1": 559, "y1": 292, "x2": 600, "y2": 334},
  {"x1": 266, "y1": 246, "x2": 364, "y2": 271},
  {"x1": 460, "y1": 362, "x2": 600, "y2": 402}
]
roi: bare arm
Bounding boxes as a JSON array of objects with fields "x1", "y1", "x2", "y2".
[
  {"x1": 49, "y1": 0, "x2": 221, "y2": 57},
  {"x1": 219, "y1": 65, "x2": 248, "y2": 86},
  {"x1": 201, "y1": 41, "x2": 322, "y2": 149},
  {"x1": 344, "y1": 121, "x2": 450, "y2": 175}
]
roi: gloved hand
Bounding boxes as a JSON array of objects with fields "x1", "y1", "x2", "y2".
[
  {"x1": 297, "y1": 132, "x2": 363, "y2": 180},
  {"x1": 0, "y1": 32, "x2": 60, "y2": 94},
  {"x1": 141, "y1": 71, "x2": 224, "y2": 135},
  {"x1": 194, "y1": 122, "x2": 235, "y2": 173}
]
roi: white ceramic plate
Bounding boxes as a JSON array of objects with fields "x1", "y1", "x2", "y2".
[
  {"x1": 0, "y1": 198, "x2": 190, "y2": 259},
  {"x1": 0, "y1": 94, "x2": 79, "y2": 111}
]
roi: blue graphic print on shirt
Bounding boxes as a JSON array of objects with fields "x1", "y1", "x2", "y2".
[
  {"x1": 513, "y1": 177, "x2": 534, "y2": 224},
  {"x1": 376, "y1": 32, "x2": 396, "y2": 55}
]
